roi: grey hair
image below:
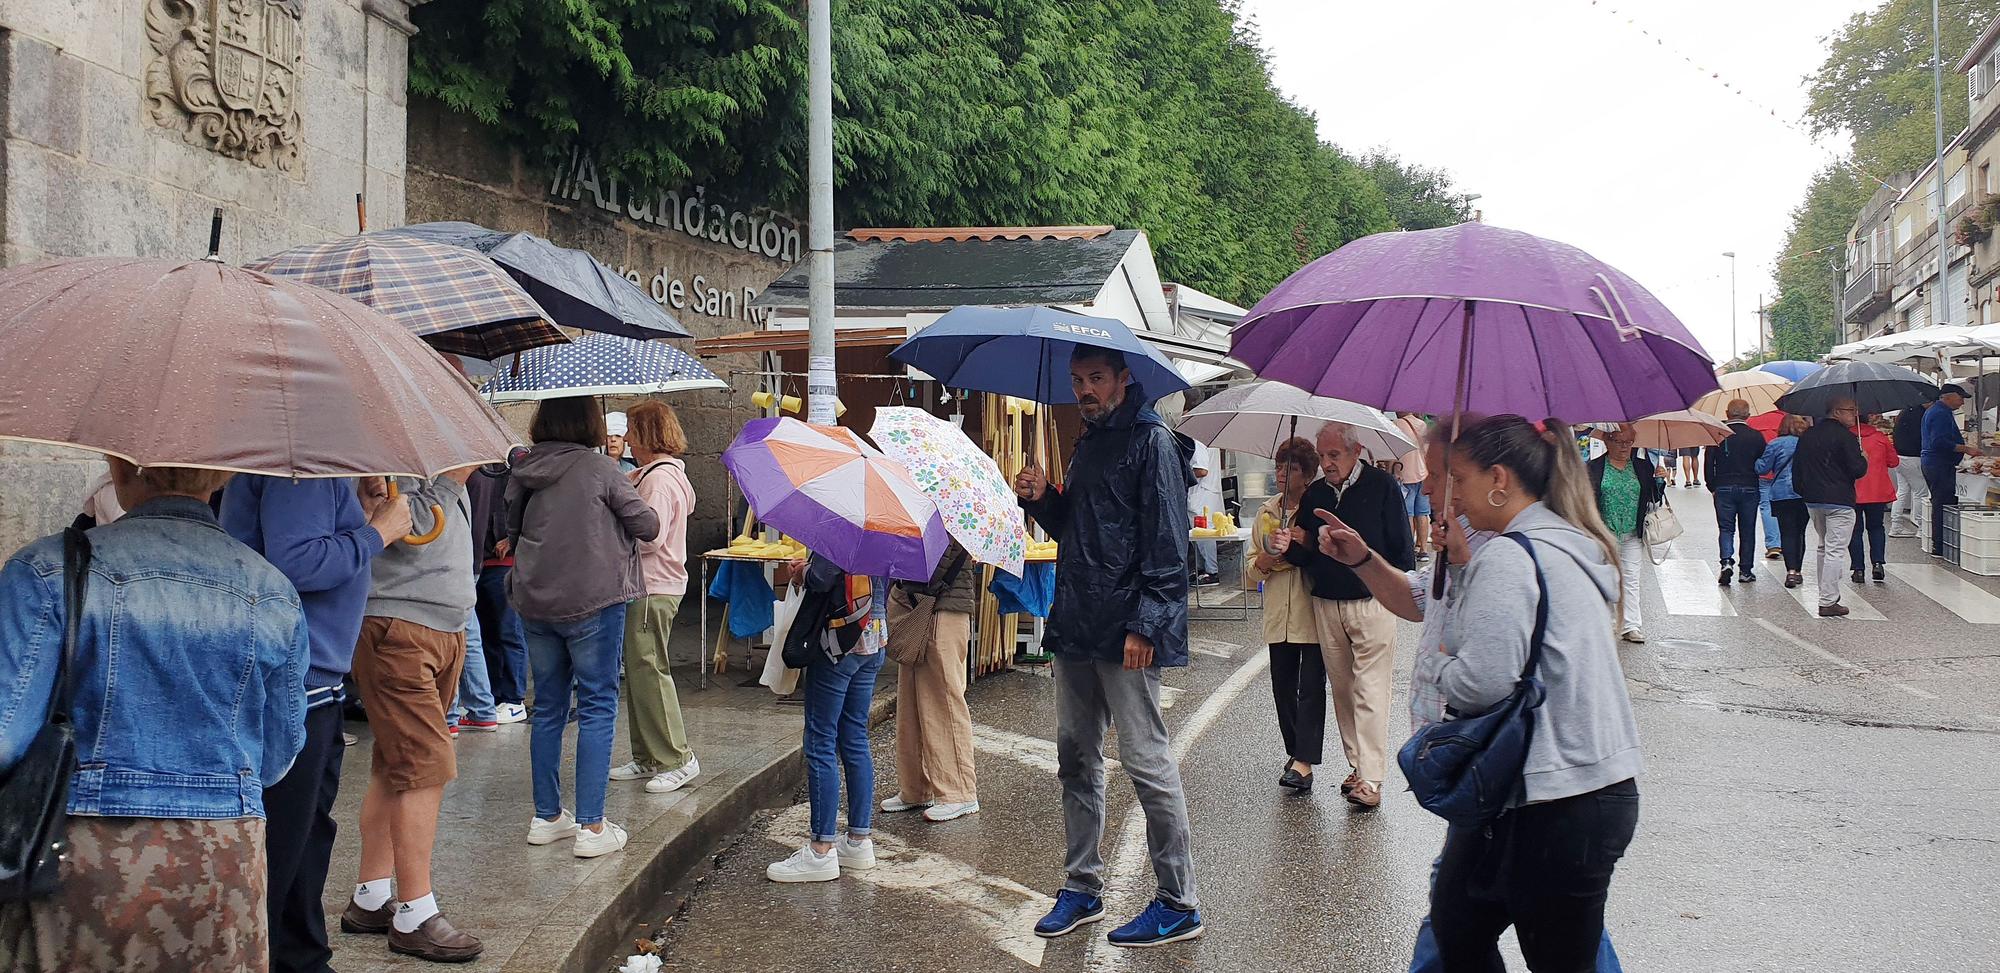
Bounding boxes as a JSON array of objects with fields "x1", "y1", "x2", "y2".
[{"x1": 1315, "y1": 422, "x2": 1361, "y2": 450}]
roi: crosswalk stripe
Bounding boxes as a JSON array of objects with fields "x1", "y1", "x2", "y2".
[
  {"x1": 1883, "y1": 563, "x2": 2000, "y2": 624},
  {"x1": 1654, "y1": 559, "x2": 1737, "y2": 616},
  {"x1": 1780, "y1": 566, "x2": 1887, "y2": 621}
]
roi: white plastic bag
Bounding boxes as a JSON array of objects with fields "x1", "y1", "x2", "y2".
[{"x1": 759, "y1": 584, "x2": 806, "y2": 695}]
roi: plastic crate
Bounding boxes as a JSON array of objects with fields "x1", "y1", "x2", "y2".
[
  {"x1": 1961, "y1": 551, "x2": 2000, "y2": 576},
  {"x1": 1956, "y1": 507, "x2": 2000, "y2": 541}
]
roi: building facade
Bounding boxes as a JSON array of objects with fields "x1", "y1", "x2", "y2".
[{"x1": 1957, "y1": 15, "x2": 2000, "y2": 329}]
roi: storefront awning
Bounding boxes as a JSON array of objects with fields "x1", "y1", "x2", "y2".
[{"x1": 694, "y1": 326, "x2": 910, "y2": 356}]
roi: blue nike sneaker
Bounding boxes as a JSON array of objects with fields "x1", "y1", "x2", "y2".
[
  {"x1": 1033, "y1": 889, "x2": 1105, "y2": 938},
  {"x1": 1106, "y1": 898, "x2": 1204, "y2": 948}
]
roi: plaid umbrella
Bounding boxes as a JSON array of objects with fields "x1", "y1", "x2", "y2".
[{"x1": 246, "y1": 233, "x2": 569, "y2": 360}]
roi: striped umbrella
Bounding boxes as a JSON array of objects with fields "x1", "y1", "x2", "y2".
[
  {"x1": 482, "y1": 333, "x2": 726, "y2": 401},
  {"x1": 721, "y1": 418, "x2": 947, "y2": 581},
  {"x1": 246, "y1": 232, "x2": 568, "y2": 359}
]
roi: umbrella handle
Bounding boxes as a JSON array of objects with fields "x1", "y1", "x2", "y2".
[{"x1": 385, "y1": 479, "x2": 447, "y2": 546}]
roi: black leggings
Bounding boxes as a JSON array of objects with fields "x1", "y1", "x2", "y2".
[
  {"x1": 1430, "y1": 779, "x2": 1640, "y2": 973},
  {"x1": 1267, "y1": 642, "x2": 1326, "y2": 765},
  {"x1": 1772, "y1": 498, "x2": 1810, "y2": 572}
]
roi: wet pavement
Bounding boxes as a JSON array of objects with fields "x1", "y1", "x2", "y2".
[{"x1": 638, "y1": 486, "x2": 2000, "y2": 972}]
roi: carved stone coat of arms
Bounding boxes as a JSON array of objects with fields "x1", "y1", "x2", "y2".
[{"x1": 144, "y1": 0, "x2": 305, "y2": 171}]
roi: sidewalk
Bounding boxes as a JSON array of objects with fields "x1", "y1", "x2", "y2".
[{"x1": 323, "y1": 670, "x2": 872, "y2": 973}]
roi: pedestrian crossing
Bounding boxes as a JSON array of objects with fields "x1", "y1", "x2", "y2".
[{"x1": 1647, "y1": 557, "x2": 2000, "y2": 623}]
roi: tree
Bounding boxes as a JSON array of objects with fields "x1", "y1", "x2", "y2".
[
  {"x1": 1806, "y1": 0, "x2": 2000, "y2": 175},
  {"x1": 408, "y1": 0, "x2": 1452, "y2": 307},
  {"x1": 1769, "y1": 166, "x2": 1870, "y2": 361},
  {"x1": 1360, "y1": 150, "x2": 1477, "y2": 230}
]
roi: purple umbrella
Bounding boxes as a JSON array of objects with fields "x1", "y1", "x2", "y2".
[
  {"x1": 721, "y1": 418, "x2": 947, "y2": 581},
  {"x1": 1231, "y1": 222, "x2": 1719, "y2": 423}
]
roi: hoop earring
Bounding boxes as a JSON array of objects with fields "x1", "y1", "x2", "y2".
[{"x1": 1486, "y1": 488, "x2": 1507, "y2": 508}]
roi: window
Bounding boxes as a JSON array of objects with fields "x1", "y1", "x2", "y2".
[
  {"x1": 1983, "y1": 162, "x2": 1993, "y2": 195},
  {"x1": 1899, "y1": 215, "x2": 1915, "y2": 248},
  {"x1": 1950, "y1": 166, "x2": 1969, "y2": 205}
]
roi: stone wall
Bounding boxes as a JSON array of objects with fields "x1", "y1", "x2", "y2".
[
  {"x1": 0, "y1": 0, "x2": 424, "y2": 557},
  {"x1": 405, "y1": 98, "x2": 788, "y2": 554}
]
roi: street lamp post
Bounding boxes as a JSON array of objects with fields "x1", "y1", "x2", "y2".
[{"x1": 1723, "y1": 251, "x2": 1737, "y2": 365}]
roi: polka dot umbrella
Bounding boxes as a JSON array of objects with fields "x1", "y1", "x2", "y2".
[{"x1": 482, "y1": 333, "x2": 727, "y2": 402}]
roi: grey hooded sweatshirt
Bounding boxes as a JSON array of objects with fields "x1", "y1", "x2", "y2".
[
  {"x1": 505, "y1": 442, "x2": 661, "y2": 623},
  {"x1": 1439, "y1": 501, "x2": 1644, "y2": 805}
]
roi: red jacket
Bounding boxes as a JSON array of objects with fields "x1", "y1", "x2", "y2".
[{"x1": 1855, "y1": 425, "x2": 1900, "y2": 505}]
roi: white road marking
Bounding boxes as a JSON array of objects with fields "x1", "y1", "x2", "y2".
[
  {"x1": 1753, "y1": 618, "x2": 1867, "y2": 674},
  {"x1": 1655, "y1": 559, "x2": 1739, "y2": 616},
  {"x1": 1188, "y1": 637, "x2": 1242, "y2": 659},
  {"x1": 764, "y1": 804, "x2": 1053, "y2": 967},
  {"x1": 1893, "y1": 682, "x2": 1941, "y2": 700},
  {"x1": 1083, "y1": 651, "x2": 1272, "y2": 970},
  {"x1": 1884, "y1": 563, "x2": 2000, "y2": 624},
  {"x1": 971, "y1": 722, "x2": 1119, "y2": 776},
  {"x1": 1780, "y1": 567, "x2": 1887, "y2": 621}
]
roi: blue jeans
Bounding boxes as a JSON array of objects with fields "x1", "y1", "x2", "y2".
[
  {"x1": 804, "y1": 650, "x2": 884, "y2": 843},
  {"x1": 1758, "y1": 481, "x2": 1778, "y2": 551},
  {"x1": 477, "y1": 565, "x2": 530, "y2": 705},
  {"x1": 449, "y1": 608, "x2": 497, "y2": 725},
  {"x1": 1713, "y1": 485, "x2": 1760, "y2": 563},
  {"x1": 523, "y1": 604, "x2": 627, "y2": 826}
]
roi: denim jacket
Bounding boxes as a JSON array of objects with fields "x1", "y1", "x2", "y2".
[{"x1": 0, "y1": 497, "x2": 309, "y2": 819}]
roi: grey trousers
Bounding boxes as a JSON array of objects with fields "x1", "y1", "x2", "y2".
[{"x1": 1053, "y1": 656, "x2": 1198, "y2": 911}]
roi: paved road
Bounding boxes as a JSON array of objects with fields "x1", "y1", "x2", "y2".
[{"x1": 634, "y1": 486, "x2": 2000, "y2": 972}]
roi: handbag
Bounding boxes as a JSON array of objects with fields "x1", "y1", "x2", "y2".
[
  {"x1": 0, "y1": 525, "x2": 91, "y2": 901},
  {"x1": 885, "y1": 551, "x2": 970, "y2": 666},
  {"x1": 1642, "y1": 495, "x2": 1683, "y2": 564},
  {"x1": 1395, "y1": 532, "x2": 1548, "y2": 827}
]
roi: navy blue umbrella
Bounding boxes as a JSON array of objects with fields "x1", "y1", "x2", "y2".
[
  {"x1": 387, "y1": 221, "x2": 690, "y2": 340},
  {"x1": 888, "y1": 305, "x2": 1192, "y2": 404},
  {"x1": 483, "y1": 333, "x2": 725, "y2": 402}
]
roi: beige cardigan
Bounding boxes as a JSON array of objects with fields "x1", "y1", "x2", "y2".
[{"x1": 1244, "y1": 494, "x2": 1317, "y2": 645}]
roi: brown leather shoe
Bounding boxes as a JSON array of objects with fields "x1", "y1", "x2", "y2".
[
  {"x1": 1817, "y1": 602, "x2": 1850, "y2": 618},
  {"x1": 339, "y1": 899, "x2": 395, "y2": 935},
  {"x1": 1345, "y1": 780, "x2": 1382, "y2": 810},
  {"x1": 387, "y1": 913, "x2": 484, "y2": 963},
  {"x1": 1340, "y1": 771, "x2": 1361, "y2": 795}
]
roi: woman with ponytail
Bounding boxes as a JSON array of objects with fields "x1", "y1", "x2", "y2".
[{"x1": 1427, "y1": 415, "x2": 1644, "y2": 972}]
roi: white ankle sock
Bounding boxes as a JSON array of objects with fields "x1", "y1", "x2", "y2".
[
  {"x1": 393, "y1": 893, "x2": 439, "y2": 934},
  {"x1": 353, "y1": 878, "x2": 393, "y2": 911}
]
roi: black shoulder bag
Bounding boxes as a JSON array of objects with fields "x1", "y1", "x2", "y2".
[{"x1": 0, "y1": 525, "x2": 91, "y2": 901}]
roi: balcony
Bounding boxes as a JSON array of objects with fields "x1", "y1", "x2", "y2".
[{"x1": 1843, "y1": 263, "x2": 1892, "y2": 322}]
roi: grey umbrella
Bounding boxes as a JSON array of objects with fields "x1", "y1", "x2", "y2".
[
  {"x1": 1176, "y1": 380, "x2": 1415, "y2": 461},
  {"x1": 1774, "y1": 361, "x2": 1935, "y2": 418},
  {"x1": 386, "y1": 221, "x2": 690, "y2": 339}
]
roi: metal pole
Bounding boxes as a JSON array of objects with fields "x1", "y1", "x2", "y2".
[
  {"x1": 1933, "y1": 0, "x2": 1952, "y2": 330},
  {"x1": 1728, "y1": 252, "x2": 1737, "y2": 362},
  {"x1": 805, "y1": 0, "x2": 838, "y2": 425}
]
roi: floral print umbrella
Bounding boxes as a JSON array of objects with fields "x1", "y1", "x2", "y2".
[{"x1": 869, "y1": 407, "x2": 1029, "y2": 577}]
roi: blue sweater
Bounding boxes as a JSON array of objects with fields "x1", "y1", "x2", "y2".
[
  {"x1": 1922, "y1": 401, "x2": 1964, "y2": 469},
  {"x1": 222, "y1": 477, "x2": 382, "y2": 697}
]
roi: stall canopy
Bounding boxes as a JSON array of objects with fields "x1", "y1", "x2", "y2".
[{"x1": 742, "y1": 226, "x2": 1245, "y2": 384}]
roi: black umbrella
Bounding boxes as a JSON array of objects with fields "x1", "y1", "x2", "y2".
[
  {"x1": 1774, "y1": 360, "x2": 1935, "y2": 417},
  {"x1": 387, "y1": 221, "x2": 690, "y2": 339}
]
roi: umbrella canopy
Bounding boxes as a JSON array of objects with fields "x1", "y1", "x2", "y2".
[
  {"x1": 245, "y1": 233, "x2": 568, "y2": 360},
  {"x1": 389, "y1": 221, "x2": 691, "y2": 340},
  {"x1": 1775, "y1": 361, "x2": 1935, "y2": 418},
  {"x1": 0, "y1": 258, "x2": 515, "y2": 477},
  {"x1": 1754, "y1": 360, "x2": 1823, "y2": 383},
  {"x1": 482, "y1": 333, "x2": 726, "y2": 402},
  {"x1": 1230, "y1": 222, "x2": 1718, "y2": 422},
  {"x1": 1690, "y1": 370, "x2": 1791, "y2": 419},
  {"x1": 889, "y1": 305, "x2": 1192, "y2": 404},
  {"x1": 1585, "y1": 410, "x2": 1731, "y2": 451},
  {"x1": 1830, "y1": 325, "x2": 1991, "y2": 363},
  {"x1": 1175, "y1": 381, "x2": 1414, "y2": 461},
  {"x1": 721, "y1": 418, "x2": 947, "y2": 581},
  {"x1": 869, "y1": 407, "x2": 1029, "y2": 577}
]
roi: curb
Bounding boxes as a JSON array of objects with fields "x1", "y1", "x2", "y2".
[{"x1": 533, "y1": 687, "x2": 899, "y2": 973}]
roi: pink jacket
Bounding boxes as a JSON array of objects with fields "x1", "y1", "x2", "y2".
[{"x1": 630, "y1": 458, "x2": 695, "y2": 596}]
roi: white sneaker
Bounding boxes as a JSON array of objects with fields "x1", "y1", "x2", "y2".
[
  {"x1": 924, "y1": 800, "x2": 981, "y2": 822},
  {"x1": 526, "y1": 809, "x2": 579, "y2": 846},
  {"x1": 573, "y1": 821, "x2": 629, "y2": 859},
  {"x1": 880, "y1": 795, "x2": 933, "y2": 813},
  {"x1": 767, "y1": 844, "x2": 840, "y2": 883},
  {"x1": 1620, "y1": 629, "x2": 1646, "y2": 644},
  {"x1": 646, "y1": 755, "x2": 700, "y2": 793},
  {"x1": 609, "y1": 761, "x2": 651, "y2": 782},
  {"x1": 495, "y1": 703, "x2": 527, "y2": 725},
  {"x1": 836, "y1": 836, "x2": 876, "y2": 870}
]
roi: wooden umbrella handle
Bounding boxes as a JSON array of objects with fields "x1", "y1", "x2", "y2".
[{"x1": 384, "y1": 479, "x2": 446, "y2": 545}]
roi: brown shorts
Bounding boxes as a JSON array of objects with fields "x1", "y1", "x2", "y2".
[{"x1": 351, "y1": 616, "x2": 466, "y2": 792}]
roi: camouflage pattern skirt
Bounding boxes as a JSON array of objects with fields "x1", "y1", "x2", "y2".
[{"x1": 0, "y1": 816, "x2": 267, "y2": 973}]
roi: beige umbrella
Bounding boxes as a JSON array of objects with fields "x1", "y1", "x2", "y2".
[
  {"x1": 1690, "y1": 370, "x2": 1790, "y2": 419},
  {"x1": 0, "y1": 257, "x2": 516, "y2": 478},
  {"x1": 1587, "y1": 410, "x2": 1732, "y2": 451}
]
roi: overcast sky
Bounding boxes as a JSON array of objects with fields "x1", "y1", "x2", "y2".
[{"x1": 1239, "y1": 0, "x2": 1878, "y2": 363}]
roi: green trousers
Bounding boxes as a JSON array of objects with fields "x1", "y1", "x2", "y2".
[{"x1": 624, "y1": 594, "x2": 693, "y2": 772}]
